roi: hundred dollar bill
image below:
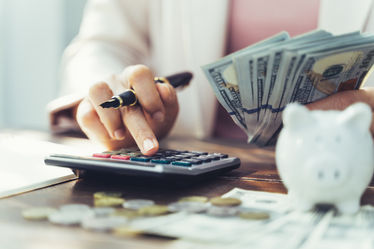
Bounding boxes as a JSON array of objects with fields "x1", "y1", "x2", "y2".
[
  {"x1": 203, "y1": 30, "x2": 374, "y2": 146},
  {"x1": 254, "y1": 32, "x2": 335, "y2": 142},
  {"x1": 251, "y1": 52, "x2": 299, "y2": 146},
  {"x1": 202, "y1": 32, "x2": 289, "y2": 134},
  {"x1": 259, "y1": 32, "x2": 368, "y2": 145},
  {"x1": 261, "y1": 30, "x2": 332, "y2": 118},
  {"x1": 232, "y1": 33, "x2": 290, "y2": 135},
  {"x1": 235, "y1": 31, "x2": 330, "y2": 144},
  {"x1": 202, "y1": 60, "x2": 247, "y2": 131},
  {"x1": 292, "y1": 47, "x2": 374, "y2": 104},
  {"x1": 310, "y1": 207, "x2": 373, "y2": 249}
]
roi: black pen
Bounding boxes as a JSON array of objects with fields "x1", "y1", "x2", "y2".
[{"x1": 100, "y1": 71, "x2": 193, "y2": 109}]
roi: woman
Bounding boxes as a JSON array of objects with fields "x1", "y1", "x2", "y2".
[{"x1": 49, "y1": 0, "x2": 374, "y2": 155}]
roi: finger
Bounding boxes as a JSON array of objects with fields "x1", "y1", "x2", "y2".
[
  {"x1": 306, "y1": 88, "x2": 374, "y2": 111},
  {"x1": 155, "y1": 83, "x2": 179, "y2": 123},
  {"x1": 120, "y1": 105, "x2": 159, "y2": 155},
  {"x1": 76, "y1": 98, "x2": 117, "y2": 149},
  {"x1": 123, "y1": 65, "x2": 166, "y2": 122},
  {"x1": 306, "y1": 88, "x2": 374, "y2": 135},
  {"x1": 88, "y1": 82, "x2": 126, "y2": 140}
]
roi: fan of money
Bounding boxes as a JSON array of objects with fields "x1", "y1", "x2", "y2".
[{"x1": 203, "y1": 30, "x2": 374, "y2": 146}]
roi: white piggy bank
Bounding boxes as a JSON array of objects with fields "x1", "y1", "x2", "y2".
[{"x1": 276, "y1": 102, "x2": 374, "y2": 214}]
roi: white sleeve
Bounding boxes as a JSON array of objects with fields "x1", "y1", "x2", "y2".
[{"x1": 60, "y1": 0, "x2": 150, "y2": 95}]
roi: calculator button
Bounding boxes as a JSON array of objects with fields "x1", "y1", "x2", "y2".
[
  {"x1": 111, "y1": 155, "x2": 130, "y2": 160},
  {"x1": 165, "y1": 156, "x2": 181, "y2": 161},
  {"x1": 127, "y1": 152, "x2": 143, "y2": 157},
  {"x1": 206, "y1": 155, "x2": 220, "y2": 160},
  {"x1": 174, "y1": 150, "x2": 189, "y2": 153},
  {"x1": 174, "y1": 155, "x2": 191, "y2": 159},
  {"x1": 164, "y1": 151, "x2": 178, "y2": 156},
  {"x1": 130, "y1": 157, "x2": 151, "y2": 162},
  {"x1": 191, "y1": 151, "x2": 208, "y2": 156},
  {"x1": 93, "y1": 153, "x2": 111, "y2": 158},
  {"x1": 181, "y1": 153, "x2": 197, "y2": 157},
  {"x1": 103, "y1": 151, "x2": 120, "y2": 155},
  {"x1": 193, "y1": 157, "x2": 211, "y2": 163},
  {"x1": 184, "y1": 159, "x2": 202, "y2": 165},
  {"x1": 151, "y1": 159, "x2": 171, "y2": 164},
  {"x1": 213, "y1": 153, "x2": 228, "y2": 159},
  {"x1": 172, "y1": 161, "x2": 192, "y2": 167}
]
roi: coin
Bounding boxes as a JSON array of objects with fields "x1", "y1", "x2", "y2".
[
  {"x1": 239, "y1": 211, "x2": 270, "y2": 220},
  {"x1": 168, "y1": 201, "x2": 209, "y2": 213},
  {"x1": 113, "y1": 226, "x2": 144, "y2": 237},
  {"x1": 178, "y1": 196, "x2": 208, "y2": 203},
  {"x1": 60, "y1": 204, "x2": 91, "y2": 212},
  {"x1": 81, "y1": 216, "x2": 127, "y2": 231},
  {"x1": 94, "y1": 197, "x2": 125, "y2": 207},
  {"x1": 122, "y1": 199, "x2": 155, "y2": 210},
  {"x1": 112, "y1": 209, "x2": 140, "y2": 219},
  {"x1": 48, "y1": 210, "x2": 94, "y2": 226},
  {"x1": 210, "y1": 197, "x2": 242, "y2": 207},
  {"x1": 92, "y1": 207, "x2": 116, "y2": 217},
  {"x1": 93, "y1": 191, "x2": 122, "y2": 200},
  {"x1": 22, "y1": 207, "x2": 57, "y2": 221},
  {"x1": 138, "y1": 205, "x2": 169, "y2": 216},
  {"x1": 207, "y1": 206, "x2": 239, "y2": 217}
]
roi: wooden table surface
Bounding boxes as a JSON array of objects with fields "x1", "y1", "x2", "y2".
[{"x1": 1, "y1": 132, "x2": 374, "y2": 248}]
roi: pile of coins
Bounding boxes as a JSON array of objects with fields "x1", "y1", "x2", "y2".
[{"x1": 22, "y1": 191, "x2": 270, "y2": 237}]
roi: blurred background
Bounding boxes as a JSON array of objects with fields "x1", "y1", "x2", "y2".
[{"x1": 0, "y1": 0, "x2": 87, "y2": 130}]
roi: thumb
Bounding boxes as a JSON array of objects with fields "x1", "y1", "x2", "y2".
[
  {"x1": 306, "y1": 88, "x2": 374, "y2": 111},
  {"x1": 305, "y1": 87, "x2": 374, "y2": 134}
]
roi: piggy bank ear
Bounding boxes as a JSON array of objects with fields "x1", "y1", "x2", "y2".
[
  {"x1": 339, "y1": 102, "x2": 372, "y2": 131},
  {"x1": 282, "y1": 103, "x2": 312, "y2": 131}
]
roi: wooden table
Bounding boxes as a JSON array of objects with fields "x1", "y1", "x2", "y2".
[{"x1": 1, "y1": 132, "x2": 374, "y2": 248}]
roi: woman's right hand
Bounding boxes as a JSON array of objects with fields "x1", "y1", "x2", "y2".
[{"x1": 75, "y1": 65, "x2": 179, "y2": 155}]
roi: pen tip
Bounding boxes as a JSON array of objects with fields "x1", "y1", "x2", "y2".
[
  {"x1": 166, "y1": 72, "x2": 193, "y2": 88},
  {"x1": 100, "y1": 101, "x2": 113, "y2": 108}
]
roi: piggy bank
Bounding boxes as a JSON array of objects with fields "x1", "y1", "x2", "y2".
[{"x1": 276, "y1": 102, "x2": 374, "y2": 214}]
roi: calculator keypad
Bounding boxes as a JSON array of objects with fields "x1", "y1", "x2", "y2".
[{"x1": 92, "y1": 149, "x2": 229, "y2": 168}]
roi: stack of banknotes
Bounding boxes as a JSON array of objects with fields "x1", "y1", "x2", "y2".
[{"x1": 203, "y1": 30, "x2": 374, "y2": 145}]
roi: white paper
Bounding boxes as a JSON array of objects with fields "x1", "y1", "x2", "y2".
[{"x1": 0, "y1": 133, "x2": 87, "y2": 198}]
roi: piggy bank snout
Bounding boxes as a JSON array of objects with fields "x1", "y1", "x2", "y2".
[{"x1": 305, "y1": 156, "x2": 350, "y2": 187}]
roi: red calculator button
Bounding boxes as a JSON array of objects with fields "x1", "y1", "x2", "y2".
[
  {"x1": 93, "y1": 153, "x2": 111, "y2": 158},
  {"x1": 111, "y1": 155, "x2": 130, "y2": 160}
]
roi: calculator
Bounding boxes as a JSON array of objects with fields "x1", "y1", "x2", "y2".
[{"x1": 44, "y1": 148, "x2": 240, "y2": 179}]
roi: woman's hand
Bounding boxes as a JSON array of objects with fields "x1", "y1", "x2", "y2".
[
  {"x1": 75, "y1": 65, "x2": 179, "y2": 155},
  {"x1": 306, "y1": 87, "x2": 374, "y2": 134}
]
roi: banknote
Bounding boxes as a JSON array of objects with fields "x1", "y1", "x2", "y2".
[
  {"x1": 203, "y1": 30, "x2": 374, "y2": 146},
  {"x1": 233, "y1": 31, "x2": 331, "y2": 144},
  {"x1": 132, "y1": 188, "x2": 374, "y2": 249},
  {"x1": 257, "y1": 32, "x2": 366, "y2": 144},
  {"x1": 202, "y1": 32, "x2": 289, "y2": 136},
  {"x1": 261, "y1": 37, "x2": 374, "y2": 144},
  {"x1": 251, "y1": 36, "x2": 332, "y2": 145}
]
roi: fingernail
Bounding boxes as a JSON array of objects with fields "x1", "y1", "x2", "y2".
[
  {"x1": 143, "y1": 138, "x2": 155, "y2": 152},
  {"x1": 152, "y1": 111, "x2": 165, "y2": 122},
  {"x1": 114, "y1": 129, "x2": 126, "y2": 140}
]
